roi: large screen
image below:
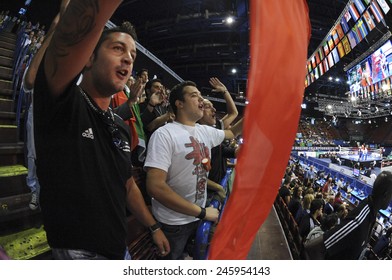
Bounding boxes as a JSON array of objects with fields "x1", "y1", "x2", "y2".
[{"x1": 347, "y1": 40, "x2": 392, "y2": 94}]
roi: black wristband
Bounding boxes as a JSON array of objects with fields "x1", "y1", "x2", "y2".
[
  {"x1": 149, "y1": 222, "x2": 161, "y2": 233},
  {"x1": 148, "y1": 103, "x2": 156, "y2": 108},
  {"x1": 196, "y1": 207, "x2": 206, "y2": 219}
]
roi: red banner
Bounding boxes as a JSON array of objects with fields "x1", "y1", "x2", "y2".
[{"x1": 208, "y1": 0, "x2": 310, "y2": 259}]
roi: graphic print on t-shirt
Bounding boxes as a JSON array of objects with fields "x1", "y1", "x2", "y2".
[{"x1": 185, "y1": 136, "x2": 210, "y2": 203}]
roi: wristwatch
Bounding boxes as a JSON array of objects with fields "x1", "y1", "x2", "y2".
[{"x1": 149, "y1": 222, "x2": 161, "y2": 233}]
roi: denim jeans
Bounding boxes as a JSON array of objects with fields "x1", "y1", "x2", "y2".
[
  {"x1": 26, "y1": 103, "x2": 40, "y2": 194},
  {"x1": 160, "y1": 220, "x2": 199, "y2": 260}
]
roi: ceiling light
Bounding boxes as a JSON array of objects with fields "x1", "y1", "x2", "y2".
[
  {"x1": 231, "y1": 68, "x2": 237, "y2": 74},
  {"x1": 335, "y1": 78, "x2": 340, "y2": 82},
  {"x1": 225, "y1": 16, "x2": 234, "y2": 24},
  {"x1": 328, "y1": 77, "x2": 333, "y2": 81}
]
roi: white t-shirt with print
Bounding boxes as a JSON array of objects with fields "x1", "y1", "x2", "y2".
[{"x1": 144, "y1": 121, "x2": 225, "y2": 225}]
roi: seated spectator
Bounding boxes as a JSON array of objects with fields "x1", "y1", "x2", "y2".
[
  {"x1": 288, "y1": 186, "x2": 303, "y2": 219},
  {"x1": 324, "y1": 196, "x2": 334, "y2": 215}
]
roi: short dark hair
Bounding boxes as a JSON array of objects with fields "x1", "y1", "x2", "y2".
[
  {"x1": 145, "y1": 78, "x2": 162, "y2": 92},
  {"x1": 136, "y1": 68, "x2": 148, "y2": 77},
  {"x1": 169, "y1": 81, "x2": 197, "y2": 115},
  {"x1": 310, "y1": 199, "x2": 323, "y2": 214},
  {"x1": 93, "y1": 21, "x2": 137, "y2": 56}
]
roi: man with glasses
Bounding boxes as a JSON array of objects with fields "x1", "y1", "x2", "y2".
[{"x1": 33, "y1": 0, "x2": 169, "y2": 259}]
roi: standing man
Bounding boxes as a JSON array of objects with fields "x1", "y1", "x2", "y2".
[
  {"x1": 144, "y1": 81, "x2": 242, "y2": 259},
  {"x1": 33, "y1": 0, "x2": 169, "y2": 259}
]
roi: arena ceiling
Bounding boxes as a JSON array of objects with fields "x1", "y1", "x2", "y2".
[{"x1": 2, "y1": 0, "x2": 392, "y2": 118}]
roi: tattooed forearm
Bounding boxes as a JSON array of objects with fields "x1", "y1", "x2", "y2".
[{"x1": 48, "y1": 0, "x2": 100, "y2": 78}]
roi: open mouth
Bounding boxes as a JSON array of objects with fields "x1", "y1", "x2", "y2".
[{"x1": 117, "y1": 69, "x2": 128, "y2": 78}]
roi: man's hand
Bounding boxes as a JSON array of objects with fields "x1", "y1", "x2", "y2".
[
  {"x1": 209, "y1": 77, "x2": 227, "y2": 93},
  {"x1": 151, "y1": 229, "x2": 171, "y2": 257},
  {"x1": 127, "y1": 79, "x2": 144, "y2": 104},
  {"x1": 205, "y1": 206, "x2": 219, "y2": 223}
]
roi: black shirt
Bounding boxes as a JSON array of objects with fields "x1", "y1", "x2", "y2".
[{"x1": 34, "y1": 64, "x2": 132, "y2": 259}]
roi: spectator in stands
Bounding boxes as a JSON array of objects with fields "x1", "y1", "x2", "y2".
[
  {"x1": 288, "y1": 186, "x2": 303, "y2": 219},
  {"x1": 135, "y1": 68, "x2": 148, "y2": 103},
  {"x1": 197, "y1": 77, "x2": 239, "y2": 192},
  {"x1": 322, "y1": 177, "x2": 333, "y2": 197},
  {"x1": 279, "y1": 176, "x2": 292, "y2": 205},
  {"x1": 303, "y1": 165, "x2": 315, "y2": 185},
  {"x1": 299, "y1": 199, "x2": 323, "y2": 242},
  {"x1": 141, "y1": 79, "x2": 175, "y2": 142},
  {"x1": 323, "y1": 196, "x2": 334, "y2": 215},
  {"x1": 335, "y1": 203, "x2": 348, "y2": 225},
  {"x1": 33, "y1": 0, "x2": 169, "y2": 259},
  {"x1": 305, "y1": 171, "x2": 392, "y2": 259},
  {"x1": 144, "y1": 80, "x2": 243, "y2": 259},
  {"x1": 333, "y1": 192, "x2": 344, "y2": 208},
  {"x1": 296, "y1": 193, "x2": 314, "y2": 224}
]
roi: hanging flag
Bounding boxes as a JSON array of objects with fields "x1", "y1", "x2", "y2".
[
  {"x1": 208, "y1": 0, "x2": 310, "y2": 260},
  {"x1": 318, "y1": 47, "x2": 324, "y2": 61},
  {"x1": 341, "y1": 15, "x2": 350, "y2": 33},
  {"x1": 342, "y1": 36, "x2": 352, "y2": 54},
  {"x1": 337, "y1": 42, "x2": 346, "y2": 58},
  {"x1": 336, "y1": 23, "x2": 345, "y2": 39},
  {"x1": 323, "y1": 41, "x2": 330, "y2": 55},
  {"x1": 370, "y1": 1, "x2": 384, "y2": 22},
  {"x1": 377, "y1": 0, "x2": 391, "y2": 14},
  {"x1": 363, "y1": 10, "x2": 376, "y2": 31},
  {"x1": 353, "y1": 0, "x2": 366, "y2": 14},
  {"x1": 356, "y1": 18, "x2": 369, "y2": 38},
  {"x1": 349, "y1": 3, "x2": 360, "y2": 21}
]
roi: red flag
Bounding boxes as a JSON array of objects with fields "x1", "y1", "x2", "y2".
[{"x1": 208, "y1": 0, "x2": 310, "y2": 260}]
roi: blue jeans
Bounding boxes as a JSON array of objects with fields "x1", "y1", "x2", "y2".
[
  {"x1": 26, "y1": 103, "x2": 40, "y2": 194},
  {"x1": 160, "y1": 221, "x2": 199, "y2": 260}
]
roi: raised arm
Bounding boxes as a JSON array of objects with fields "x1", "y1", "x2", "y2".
[
  {"x1": 209, "y1": 77, "x2": 238, "y2": 129},
  {"x1": 44, "y1": 0, "x2": 122, "y2": 96}
]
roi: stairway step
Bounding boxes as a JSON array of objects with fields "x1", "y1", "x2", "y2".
[
  {"x1": 0, "y1": 47, "x2": 14, "y2": 59},
  {"x1": 0, "y1": 34, "x2": 16, "y2": 45},
  {"x1": 0, "y1": 193, "x2": 31, "y2": 215},
  {"x1": 0, "y1": 88, "x2": 15, "y2": 99},
  {"x1": 0, "y1": 56, "x2": 13, "y2": 68},
  {"x1": 0, "y1": 112, "x2": 17, "y2": 126},
  {"x1": 0, "y1": 165, "x2": 29, "y2": 197},
  {"x1": 0, "y1": 98, "x2": 13, "y2": 111},
  {"x1": 0, "y1": 66, "x2": 13, "y2": 80},
  {"x1": 0, "y1": 40, "x2": 14, "y2": 50},
  {"x1": 0, "y1": 125, "x2": 18, "y2": 143},
  {"x1": 0, "y1": 143, "x2": 24, "y2": 166},
  {"x1": 0, "y1": 225, "x2": 49, "y2": 260},
  {"x1": 0, "y1": 79, "x2": 13, "y2": 91}
]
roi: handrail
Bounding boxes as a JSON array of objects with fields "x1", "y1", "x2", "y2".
[{"x1": 193, "y1": 168, "x2": 233, "y2": 260}]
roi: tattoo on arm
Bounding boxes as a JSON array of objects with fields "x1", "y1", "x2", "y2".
[{"x1": 48, "y1": 0, "x2": 100, "y2": 77}]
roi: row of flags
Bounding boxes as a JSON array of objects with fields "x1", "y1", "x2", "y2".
[{"x1": 305, "y1": 0, "x2": 391, "y2": 88}]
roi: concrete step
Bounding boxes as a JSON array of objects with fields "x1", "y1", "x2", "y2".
[
  {"x1": 0, "y1": 66, "x2": 13, "y2": 81},
  {"x1": 0, "y1": 125, "x2": 18, "y2": 143},
  {"x1": 0, "y1": 40, "x2": 14, "y2": 51},
  {"x1": 0, "y1": 98, "x2": 13, "y2": 112},
  {"x1": 0, "y1": 88, "x2": 15, "y2": 99},
  {"x1": 0, "y1": 79, "x2": 12, "y2": 90},
  {"x1": 0, "y1": 112, "x2": 16, "y2": 126},
  {"x1": 0, "y1": 55, "x2": 13, "y2": 68},
  {"x1": 0, "y1": 143, "x2": 24, "y2": 166},
  {"x1": 0, "y1": 47, "x2": 14, "y2": 59},
  {"x1": 0, "y1": 165, "x2": 29, "y2": 198},
  {"x1": 0, "y1": 34, "x2": 16, "y2": 45}
]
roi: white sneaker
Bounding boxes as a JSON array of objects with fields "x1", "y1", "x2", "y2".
[{"x1": 29, "y1": 192, "x2": 39, "y2": 210}]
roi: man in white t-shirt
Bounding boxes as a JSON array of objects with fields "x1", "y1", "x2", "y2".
[{"x1": 144, "y1": 81, "x2": 243, "y2": 259}]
